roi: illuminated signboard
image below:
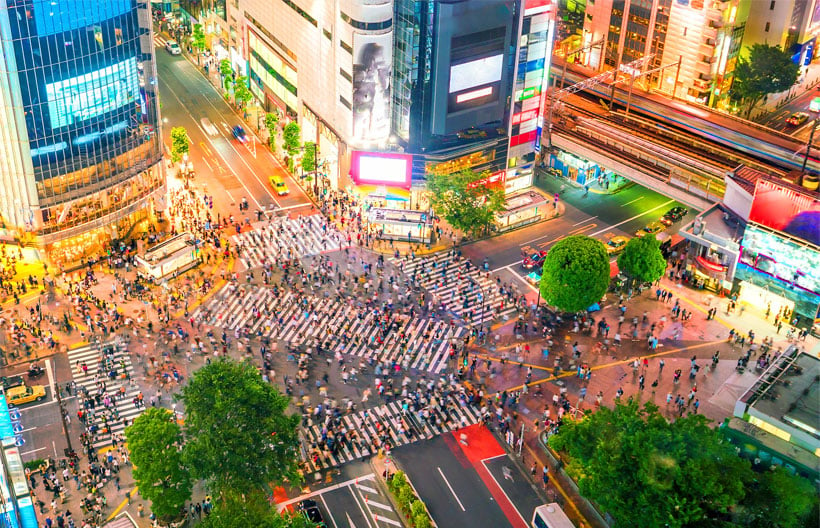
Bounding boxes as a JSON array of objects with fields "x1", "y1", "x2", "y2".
[
  {"x1": 467, "y1": 170, "x2": 506, "y2": 189},
  {"x1": 456, "y1": 86, "x2": 494, "y2": 104},
  {"x1": 4, "y1": 448, "x2": 28, "y2": 497},
  {"x1": 449, "y1": 55, "x2": 504, "y2": 94},
  {"x1": 351, "y1": 151, "x2": 413, "y2": 189},
  {"x1": 0, "y1": 395, "x2": 15, "y2": 444},
  {"x1": 748, "y1": 179, "x2": 820, "y2": 246},
  {"x1": 351, "y1": 32, "x2": 393, "y2": 145},
  {"x1": 46, "y1": 57, "x2": 140, "y2": 129},
  {"x1": 739, "y1": 224, "x2": 820, "y2": 294}
]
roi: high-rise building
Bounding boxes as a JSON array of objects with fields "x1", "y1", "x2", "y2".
[
  {"x1": 579, "y1": 0, "x2": 748, "y2": 107},
  {"x1": 0, "y1": 0, "x2": 164, "y2": 266},
  {"x1": 237, "y1": 0, "x2": 552, "y2": 199}
]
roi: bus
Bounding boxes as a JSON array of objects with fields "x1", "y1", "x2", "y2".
[{"x1": 532, "y1": 503, "x2": 575, "y2": 528}]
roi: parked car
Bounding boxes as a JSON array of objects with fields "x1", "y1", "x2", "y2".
[
  {"x1": 605, "y1": 235, "x2": 630, "y2": 255},
  {"x1": 269, "y1": 175, "x2": 289, "y2": 196},
  {"x1": 785, "y1": 112, "x2": 809, "y2": 126},
  {"x1": 165, "y1": 40, "x2": 182, "y2": 55},
  {"x1": 522, "y1": 250, "x2": 549, "y2": 270},
  {"x1": 635, "y1": 221, "x2": 665, "y2": 238},
  {"x1": 660, "y1": 206, "x2": 688, "y2": 225},
  {"x1": 0, "y1": 376, "x2": 25, "y2": 391},
  {"x1": 232, "y1": 125, "x2": 248, "y2": 143},
  {"x1": 297, "y1": 500, "x2": 325, "y2": 527},
  {"x1": 6, "y1": 385, "x2": 46, "y2": 406}
]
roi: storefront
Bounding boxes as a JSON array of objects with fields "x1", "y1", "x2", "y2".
[
  {"x1": 503, "y1": 166, "x2": 534, "y2": 195},
  {"x1": 367, "y1": 208, "x2": 433, "y2": 244},
  {"x1": 354, "y1": 185, "x2": 412, "y2": 210},
  {"x1": 495, "y1": 190, "x2": 550, "y2": 232},
  {"x1": 550, "y1": 150, "x2": 601, "y2": 185}
]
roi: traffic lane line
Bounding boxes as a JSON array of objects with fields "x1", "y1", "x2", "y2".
[
  {"x1": 478, "y1": 458, "x2": 532, "y2": 527},
  {"x1": 437, "y1": 467, "x2": 466, "y2": 511},
  {"x1": 106, "y1": 488, "x2": 138, "y2": 522},
  {"x1": 275, "y1": 474, "x2": 377, "y2": 509}
]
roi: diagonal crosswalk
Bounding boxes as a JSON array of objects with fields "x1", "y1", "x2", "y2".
[
  {"x1": 67, "y1": 341, "x2": 144, "y2": 450},
  {"x1": 301, "y1": 395, "x2": 481, "y2": 471},
  {"x1": 194, "y1": 286, "x2": 463, "y2": 373},
  {"x1": 233, "y1": 215, "x2": 347, "y2": 270},
  {"x1": 389, "y1": 253, "x2": 518, "y2": 325}
]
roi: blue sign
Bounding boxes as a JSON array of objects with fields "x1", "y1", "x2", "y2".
[{"x1": 0, "y1": 396, "x2": 15, "y2": 443}]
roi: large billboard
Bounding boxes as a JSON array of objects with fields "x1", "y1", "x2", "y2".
[
  {"x1": 449, "y1": 54, "x2": 504, "y2": 93},
  {"x1": 350, "y1": 151, "x2": 412, "y2": 189},
  {"x1": 45, "y1": 57, "x2": 140, "y2": 129},
  {"x1": 739, "y1": 224, "x2": 820, "y2": 295},
  {"x1": 748, "y1": 179, "x2": 820, "y2": 246},
  {"x1": 351, "y1": 32, "x2": 393, "y2": 145}
]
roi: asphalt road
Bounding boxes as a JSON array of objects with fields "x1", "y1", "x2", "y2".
[
  {"x1": 154, "y1": 38, "x2": 310, "y2": 215},
  {"x1": 462, "y1": 173, "x2": 696, "y2": 285},
  {"x1": 391, "y1": 428, "x2": 543, "y2": 528}
]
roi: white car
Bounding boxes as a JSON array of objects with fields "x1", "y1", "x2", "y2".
[{"x1": 165, "y1": 40, "x2": 182, "y2": 55}]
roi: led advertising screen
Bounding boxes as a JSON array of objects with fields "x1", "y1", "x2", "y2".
[
  {"x1": 46, "y1": 57, "x2": 140, "y2": 129},
  {"x1": 748, "y1": 179, "x2": 820, "y2": 246},
  {"x1": 32, "y1": 0, "x2": 132, "y2": 36},
  {"x1": 351, "y1": 151, "x2": 412, "y2": 189},
  {"x1": 351, "y1": 32, "x2": 393, "y2": 145},
  {"x1": 739, "y1": 225, "x2": 820, "y2": 294},
  {"x1": 449, "y1": 54, "x2": 504, "y2": 94}
]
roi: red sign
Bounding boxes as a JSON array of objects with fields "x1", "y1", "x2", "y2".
[
  {"x1": 512, "y1": 109, "x2": 539, "y2": 125},
  {"x1": 748, "y1": 179, "x2": 820, "y2": 246},
  {"x1": 468, "y1": 170, "x2": 506, "y2": 189}
]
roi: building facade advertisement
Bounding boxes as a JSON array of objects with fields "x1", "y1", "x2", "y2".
[
  {"x1": 351, "y1": 32, "x2": 393, "y2": 145},
  {"x1": 748, "y1": 179, "x2": 820, "y2": 246}
]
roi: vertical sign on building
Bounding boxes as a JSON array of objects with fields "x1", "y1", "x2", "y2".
[{"x1": 351, "y1": 32, "x2": 393, "y2": 145}]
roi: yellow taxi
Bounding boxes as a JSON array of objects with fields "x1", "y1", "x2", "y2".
[
  {"x1": 269, "y1": 175, "x2": 289, "y2": 196},
  {"x1": 6, "y1": 385, "x2": 46, "y2": 406},
  {"x1": 605, "y1": 235, "x2": 631, "y2": 255}
]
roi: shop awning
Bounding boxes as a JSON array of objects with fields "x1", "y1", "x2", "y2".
[
  {"x1": 610, "y1": 260, "x2": 619, "y2": 278},
  {"x1": 696, "y1": 256, "x2": 727, "y2": 273}
]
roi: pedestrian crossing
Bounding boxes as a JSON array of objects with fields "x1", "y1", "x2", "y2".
[
  {"x1": 389, "y1": 253, "x2": 519, "y2": 325},
  {"x1": 67, "y1": 340, "x2": 143, "y2": 450},
  {"x1": 301, "y1": 396, "x2": 481, "y2": 471},
  {"x1": 194, "y1": 286, "x2": 463, "y2": 373},
  {"x1": 233, "y1": 214, "x2": 347, "y2": 270}
]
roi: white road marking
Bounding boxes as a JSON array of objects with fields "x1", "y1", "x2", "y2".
[
  {"x1": 355, "y1": 483, "x2": 378, "y2": 495},
  {"x1": 621, "y1": 196, "x2": 644, "y2": 206},
  {"x1": 276, "y1": 474, "x2": 378, "y2": 510},
  {"x1": 19, "y1": 446, "x2": 47, "y2": 456},
  {"x1": 591, "y1": 199, "x2": 675, "y2": 237},
  {"x1": 346, "y1": 513, "x2": 358, "y2": 528},
  {"x1": 349, "y1": 486, "x2": 375, "y2": 528},
  {"x1": 319, "y1": 493, "x2": 343, "y2": 528},
  {"x1": 46, "y1": 358, "x2": 56, "y2": 399},
  {"x1": 572, "y1": 216, "x2": 597, "y2": 226},
  {"x1": 480, "y1": 458, "x2": 529, "y2": 526},
  {"x1": 437, "y1": 467, "x2": 466, "y2": 512},
  {"x1": 363, "y1": 499, "x2": 392, "y2": 512}
]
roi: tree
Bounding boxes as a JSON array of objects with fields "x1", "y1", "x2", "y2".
[
  {"x1": 179, "y1": 359, "x2": 301, "y2": 494},
  {"x1": 283, "y1": 121, "x2": 301, "y2": 156},
  {"x1": 549, "y1": 400, "x2": 753, "y2": 528},
  {"x1": 617, "y1": 234, "x2": 666, "y2": 285},
  {"x1": 191, "y1": 24, "x2": 206, "y2": 63},
  {"x1": 539, "y1": 235, "x2": 609, "y2": 312},
  {"x1": 736, "y1": 467, "x2": 818, "y2": 528},
  {"x1": 426, "y1": 168, "x2": 505, "y2": 238},
  {"x1": 234, "y1": 76, "x2": 253, "y2": 108},
  {"x1": 125, "y1": 408, "x2": 191, "y2": 521},
  {"x1": 301, "y1": 141, "x2": 317, "y2": 173},
  {"x1": 219, "y1": 59, "x2": 234, "y2": 94},
  {"x1": 198, "y1": 489, "x2": 317, "y2": 528},
  {"x1": 170, "y1": 126, "x2": 191, "y2": 163},
  {"x1": 732, "y1": 44, "x2": 799, "y2": 118}
]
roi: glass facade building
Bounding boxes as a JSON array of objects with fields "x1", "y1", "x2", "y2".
[{"x1": 0, "y1": 0, "x2": 164, "y2": 265}]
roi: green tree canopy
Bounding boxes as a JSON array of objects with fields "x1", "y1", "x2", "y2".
[
  {"x1": 234, "y1": 76, "x2": 253, "y2": 108},
  {"x1": 265, "y1": 112, "x2": 280, "y2": 132},
  {"x1": 219, "y1": 58, "x2": 233, "y2": 78},
  {"x1": 426, "y1": 168, "x2": 505, "y2": 238},
  {"x1": 539, "y1": 235, "x2": 609, "y2": 312},
  {"x1": 192, "y1": 24, "x2": 206, "y2": 56},
  {"x1": 735, "y1": 466, "x2": 818, "y2": 528},
  {"x1": 125, "y1": 407, "x2": 191, "y2": 521},
  {"x1": 283, "y1": 121, "x2": 301, "y2": 156},
  {"x1": 170, "y1": 126, "x2": 191, "y2": 163},
  {"x1": 732, "y1": 44, "x2": 799, "y2": 117},
  {"x1": 301, "y1": 141, "x2": 317, "y2": 173},
  {"x1": 549, "y1": 400, "x2": 753, "y2": 528},
  {"x1": 179, "y1": 359, "x2": 301, "y2": 494},
  {"x1": 198, "y1": 489, "x2": 317, "y2": 528},
  {"x1": 617, "y1": 234, "x2": 666, "y2": 284}
]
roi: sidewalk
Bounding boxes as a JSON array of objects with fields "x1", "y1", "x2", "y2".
[{"x1": 535, "y1": 166, "x2": 633, "y2": 195}]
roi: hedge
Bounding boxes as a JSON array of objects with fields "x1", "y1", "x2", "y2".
[{"x1": 387, "y1": 470, "x2": 433, "y2": 528}]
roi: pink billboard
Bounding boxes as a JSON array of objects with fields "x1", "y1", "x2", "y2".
[
  {"x1": 748, "y1": 179, "x2": 820, "y2": 246},
  {"x1": 350, "y1": 151, "x2": 413, "y2": 189}
]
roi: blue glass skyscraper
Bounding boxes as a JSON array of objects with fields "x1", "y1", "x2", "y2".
[{"x1": 0, "y1": 0, "x2": 164, "y2": 266}]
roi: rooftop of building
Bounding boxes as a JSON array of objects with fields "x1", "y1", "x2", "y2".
[
  {"x1": 680, "y1": 203, "x2": 744, "y2": 247},
  {"x1": 740, "y1": 348, "x2": 820, "y2": 444},
  {"x1": 729, "y1": 164, "x2": 820, "y2": 199}
]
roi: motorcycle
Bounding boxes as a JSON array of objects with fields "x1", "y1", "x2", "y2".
[{"x1": 27, "y1": 364, "x2": 45, "y2": 380}]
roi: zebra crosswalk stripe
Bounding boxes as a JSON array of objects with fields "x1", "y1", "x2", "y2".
[
  {"x1": 67, "y1": 342, "x2": 143, "y2": 450},
  {"x1": 233, "y1": 214, "x2": 346, "y2": 269},
  {"x1": 389, "y1": 253, "x2": 518, "y2": 325},
  {"x1": 194, "y1": 288, "x2": 463, "y2": 374},
  {"x1": 300, "y1": 396, "x2": 481, "y2": 470}
]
